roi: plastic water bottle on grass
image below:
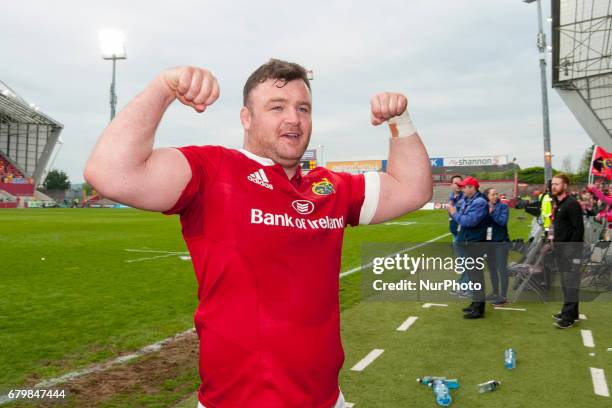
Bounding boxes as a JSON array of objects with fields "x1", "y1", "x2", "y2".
[
  {"x1": 504, "y1": 348, "x2": 516, "y2": 369},
  {"x1": 430, "y1": 379, "x2": 452, "y2": 406},
  {"x1": 478, "y1": 380, "x2": 501, "y2": 393},
  {"x1": 417, "y1": 377, "x2": 459, "y2": 389}
]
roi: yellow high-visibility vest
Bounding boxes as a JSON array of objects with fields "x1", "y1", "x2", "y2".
[{"x1": 539, "y1": 193, "x2": 553, "y2": 229}]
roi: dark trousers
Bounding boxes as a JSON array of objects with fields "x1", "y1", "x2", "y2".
[
  {"x1": 486, "y1": 242, "x2": 510, "y2": 298},
  {"x1": 465, "y1": 242, "x2": 486, "y2": 314},
  {"x1": 555, "y1": 246, "x2": 582, "y2": 321}
]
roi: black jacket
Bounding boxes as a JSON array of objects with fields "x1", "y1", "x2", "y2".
[{"x1": 553, "y1": 194, "x2": 584, "y2": 243}]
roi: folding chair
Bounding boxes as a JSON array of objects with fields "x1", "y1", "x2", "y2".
[
  {"x1": 581, "y1": 241, "x2": 611, "y2": 290},
  {"x1": 507, "y1": 238, "x2": 549, "y2": 303}
]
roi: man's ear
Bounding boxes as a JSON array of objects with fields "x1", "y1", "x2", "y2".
[{"x1": 240, "y1": 106, "x2": 251, "y2": 131}]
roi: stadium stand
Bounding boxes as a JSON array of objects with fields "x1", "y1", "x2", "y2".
[
  {"x1": 0, "y1": 153, "x2": 25, "y2": 179},
  {"x1": 0, "y1": 80, "x2": 63, "y2": 207}
]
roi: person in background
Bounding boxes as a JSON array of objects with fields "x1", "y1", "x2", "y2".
[
  {"x1": 447, "y1": 175, "x2": 469, "y2": 297},
  {"x1": 588, "y1": 184, "x2": 611, "y2": 240},
  {"x1": 550, "y1": 174, "x2": 584, "y2": 329},
  {"x1": 540, "y1": 181, "x2": 553, "y2": 236},
  {"x1": 448, "y1": 175, "x2": 464, "y2": 238},
  {"x1": 483, "y1": 188, "x2": 510, "y2": 306},
  {"x1": 448, "y1": 176, "x2": 489, "y2": 319},
  {"x1": 579, "y1": 190, "x2": 596, "y2": 217}
]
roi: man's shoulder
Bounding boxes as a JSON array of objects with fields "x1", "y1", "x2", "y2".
[
  {"x1": 178, "y1": 145, "x2": 275, "y2": 167},
  {"x1": 174, "y1": 144, "x2": 227, "y2": 160},
  {"x1": 564, "y1": 195, "x2": 582, "y2": 209},
  {"x1": 471, "y1": 194, "x2": 487, "y2": 206}
]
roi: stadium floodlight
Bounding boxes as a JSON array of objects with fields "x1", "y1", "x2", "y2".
[
  {"x1": 523, "y1": 0, "x2": 553, "y2": 184},
  {"x1": 99, "y1": 29, "x2": 127, "y2": 59},
  {"x1": 99, "y1": 29, "x2": 127, "y2": 121}
]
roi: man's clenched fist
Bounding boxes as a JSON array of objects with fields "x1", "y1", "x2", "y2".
[
  {"x1": 160, "y1": 66, "x2": 220, "y2": 113},
  {"x1": 370, "y1": 92, "x2": 408, "y2": 125}
]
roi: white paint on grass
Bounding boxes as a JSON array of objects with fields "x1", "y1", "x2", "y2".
[
  {"x1": 422, "y1": 303, "x2": 448, "y2": 308},
  {"x1": 126, "y1": 254, "x2": 182, "y2": 263},
  {"x1": 0, "y1": 329, "x2": 196, "y2": 406},
  {"x1": 124, "y1": 248, "x2": 189, "y2": 263},
  {"x1": 590, "y1": 367, "x2": 610, "y2": 397},
  {"x1": 493, "y1": 307, "x2": 527, "y2": 311},
  {"x1": 351, "y1": 349, "x2": 384, "y2": 372},
  {"x1": 339, "y1": 233, "x2": 451, "y2": 279},
  {"x1": 397, "y1": 316, "x2": 418, "y2": 331},
  {"x1": 580, "y1": 313, "x2": 587, "y2": 320},
  {"x1": 345, "y1": 403, "x2": 355, "y2": 408},
  {"x1": 125, "y1": 249, "x2": 188, "y2": 254},
  {"x1": 581, "y1": 330, "x2": 595, "y2": 348}
]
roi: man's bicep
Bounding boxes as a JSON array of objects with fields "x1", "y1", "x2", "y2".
[
  {"x1": 369, "y1": 173, "x2": 426, "y2": 224},
  {"x1": 120, "y1": 148, "x2": 192, "y2": 212}
]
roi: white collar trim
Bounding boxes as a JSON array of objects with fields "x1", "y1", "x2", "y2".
[{"x1": 238, "y1": 148, "x2": 275, "y2": 166}]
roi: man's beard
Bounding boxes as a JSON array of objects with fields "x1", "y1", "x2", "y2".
[{"x1": 552, "y1": 189, "x2": 565, "y2": 197}]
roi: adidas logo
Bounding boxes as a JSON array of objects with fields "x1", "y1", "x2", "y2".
[{"x1": 247, "y1": 169, "x2": 274, "y2": 190}]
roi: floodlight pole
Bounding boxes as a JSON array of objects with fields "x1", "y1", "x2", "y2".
[
  {"x1": 110, "y1": 58, "x2": 118, "y2": 121},
  {"x1": 525, "y1": 0, "x2": 553, "y2": 183},
  {"x1": 318, "y1": 144, "x2": 325, "y2": 167},
  {"x1": 100, "y1": 29, "x2": 126, "y2": 122},
  {"x1": 102, "y1": 54, "x2": 126, "y2": 122}
]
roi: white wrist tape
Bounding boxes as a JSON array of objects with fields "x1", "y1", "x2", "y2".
[{"x1": 388, "y1": 111, "x2": 417, "y2": 138}]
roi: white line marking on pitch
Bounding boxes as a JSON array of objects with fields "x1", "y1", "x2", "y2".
[
  {"x1": 397, "y1": 316, "x2": 418, "y2": 331},
  {"x1": 384, "y1": 221, "x2": 417, "y2": 226},
  {"x1": 422, "y1": 303, "x2": 448, "y2": 308},
  {"x1": 581, "y1": 330, "x2": 595, "y2": 348},
  {"x1": 125, "y1": 249, "x2": 188, "y2": 254},
  {"x1": 0, "y1": 329, "x2": 196, "y2": 405},
  {"x1": 124, "y1": 249, "x2": 190, "y2": 263},
  {"x1": 339, "y1": 233, "x2": 451, "y2": 278},
  {"x1": 126, "y1": 254, "x2": 180, "y2": 263},
  {"x1": 493, "y1": 307, "x2": 527, "y2": 311},
  {"x1": 590, "y1": 367, "x2": 610, "y2": 397},
  {"x1": 580, "y1": 313, "x2": 587, "y2": 320},
  {"x1": 351, "y1": 349, "x2": 384, "y2": 372},
  {"x1": 345, "y1": 403, "x2": 355, "y2": 408}
]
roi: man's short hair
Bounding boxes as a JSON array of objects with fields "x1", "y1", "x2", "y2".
[
  {"x1": 243, "y1": 58, "x2": 311, "y2": 106},
  {"x1": 553, "y1": 174, "x2": 570, "y2": 185},
  {"x1": 450, "y1": 175, "x2": 463, "y2": 182}
]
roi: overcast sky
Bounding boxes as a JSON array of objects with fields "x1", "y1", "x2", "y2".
[{"x1": 3, "y1": 0, "x2": 592, "y2": 183}]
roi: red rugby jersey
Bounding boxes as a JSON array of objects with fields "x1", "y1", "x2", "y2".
[{"x1": 164, "y1": 146, "x2": 379, "y2": 408}]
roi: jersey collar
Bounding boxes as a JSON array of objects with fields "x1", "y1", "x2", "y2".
[
  {"x1": 238, "y1": 149, "x2": 275, "y2": 166},
  {"x1": 238, "y1": 148, "x2": 303, "y2": 184},
  {"x1": 290, "y1": 166, "x2": 303, "y2": 185}
]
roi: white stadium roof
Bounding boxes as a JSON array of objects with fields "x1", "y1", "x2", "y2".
[{"x1": 552, "y1": 0, "x2": 612, "y2": 150}]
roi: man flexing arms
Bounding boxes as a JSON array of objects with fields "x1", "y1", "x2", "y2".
[{"x1": 85, "y1": 59, "x2": 432, "y2": 407}]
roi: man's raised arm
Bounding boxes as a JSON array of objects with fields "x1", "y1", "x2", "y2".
[
  {"x1": 83, "y1": 66, "x2": 220, "y2": 212},
  {"x1": 368, "y1": 92, "x2": 432, "y2": 224}
]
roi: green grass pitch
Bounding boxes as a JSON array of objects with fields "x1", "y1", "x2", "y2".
[{"x1": 0, "y1": 208, "x2": 610, "y2": 407}]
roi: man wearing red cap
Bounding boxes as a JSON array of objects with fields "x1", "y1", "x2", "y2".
[{"x1": 447, "y1": 176, "x2": 489, "y2": 319}]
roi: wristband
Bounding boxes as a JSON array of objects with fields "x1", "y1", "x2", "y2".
[{"x1": 388, "y1": 111, "x2": 417, "y2": 138}]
